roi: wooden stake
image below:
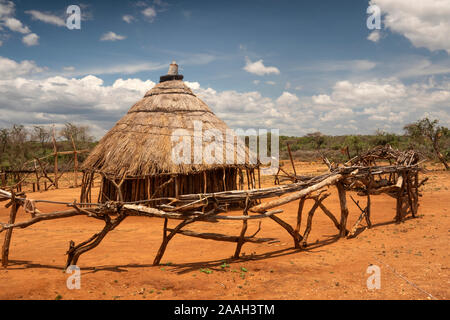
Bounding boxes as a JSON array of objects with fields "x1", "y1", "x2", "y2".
[
  {"x1": 395, "y1": 172, "x2": 406, "y2": 222},
  {"x1": 70, "y1": 135, "x2": 78, "y2": 188},
  {"x1": 294, "y1": 197, "x2": 306, "y2": 248},
  {"x1": 52, "y1": 126, "x2": 59, "y2": 189},
  {"x1": 301, "y1": 197, "x2": 324, "y2": 247},
  {"x1": 347, "y1": 196, "x2": 369, "y2": 238},
  {"x1": 2, "y1": 190, "x2": 19, "y2": 267},
  {"x1": 234, "y1": 197, "x2": 250, "y2": 259},
  {"x1": 287, "y1": 143, "x2": 297, "y2": 178},
  {"x1": 33, "y1": 160, "x2": 40, "y2": 191},
  {"x1": 336, "y1": 182, "x2": 349, "y2": 237}
]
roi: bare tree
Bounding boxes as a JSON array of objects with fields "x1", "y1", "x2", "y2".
[
  {"x1": 32, "y1": 126, "x2": 51, "y2": 148},
  {"x1": 404, "y1": 118, "x2": 449, "y2": 170},
  {"x1": 9, "y1": 124, "x2": 28, "y2": 145},
  {"x1": 6, "y1": 125, "x2": 29, "y2": 168},
  {"x1": 59, "y1": 122, "x2": 93, "y2": 145}
]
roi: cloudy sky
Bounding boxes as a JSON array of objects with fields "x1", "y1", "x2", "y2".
[{"x1": 0, "y1": 0, "x2": 449, "y2": 138}]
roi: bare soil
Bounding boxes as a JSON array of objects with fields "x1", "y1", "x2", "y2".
[{"x1": 0, "y1": 162, "x2": 448, "y2": 300}]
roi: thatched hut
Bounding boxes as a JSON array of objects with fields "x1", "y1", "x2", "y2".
[{"x1": 80, "y1": 62, "x2": 259, "y2": 204}]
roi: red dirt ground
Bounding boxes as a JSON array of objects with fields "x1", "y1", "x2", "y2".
[{"x1": 0, "y1": 162, "x2": 449, "y2": 300}]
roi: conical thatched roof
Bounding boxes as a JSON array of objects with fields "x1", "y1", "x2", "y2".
[{"x1": 82, "y1": 65, "x2": 254, "y2": 178}]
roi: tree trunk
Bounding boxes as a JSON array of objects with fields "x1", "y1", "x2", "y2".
[{"x1": 433, "y1": 143, "x2": 449, "y2": 170}]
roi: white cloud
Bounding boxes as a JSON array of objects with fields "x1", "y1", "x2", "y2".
[
  {"x1": 25, "y1": 10, "x2": 65, "y2": 27},
  {"x1": 330, "y1": 79, "x2": 407, "y2": 106},
  {"x1": 266, "y1": 81, "x2": 276, "y2": 85},
  {"x1": 312, "y1": 94, "x2": 333, "y2": 106},
  {"x1": 0, "y1": 0, "x2": 14, "y2": 20},
  {"x1": 185, "y1": 81, "x2": 200, "y2": 90},
  {"x1": 320, "y1": 108, "x2": 353, "y2": 122},
  {"x1": 243, "y1": 57, "x2": 280, "y2": 76},
  {"x1": 142, "y1": 7, "x2": 157, "y2": 21},
  {"x1": 309, "y1": 77, "x2": 450, "y2": 128},
  {"x1": 122, "y1": 15, "x2": 135, "y2": 23},
  {"x1": 371, "y1": 0, "x2": 450, "y2": 53},
  {"x1": 3, "y1": 17, "x2": 30, "y2": 33},
  {"x1": 112, "y1": 78, "x2": 156, "y2": 92},
  {"x1": 0, "y1": 1, "x2": 40, "y2": 47},
  {"x1": 22, "y1": 33, "x2": 39, "y2": 46},
  {"x1": 392, "y1": 57, "x2": 450, "y2": 78},
  {"x1": 100, "y1": 31, "x2": 126, "y2": 41},
  {"x1": 0, "y1": 57, "x2": 449, "y2": 138},
  {"x1": 0, "y1": 56, "x2": 44, "y2": 79},
  {"x1": 0, "y1": 73, "x2": 156, "y2": 137},
  {"x1": 367, "y1": 30, "x2": 380, "y2": 42},
  {"x1": 276, "y1": 92, "x2": 299, "y2": 106}
]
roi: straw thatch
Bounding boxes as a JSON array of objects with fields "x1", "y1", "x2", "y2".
[{"x1": 81, "y1": 63, "x2": 258, "y2": 203}]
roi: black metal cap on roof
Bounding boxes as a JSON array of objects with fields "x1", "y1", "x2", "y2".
[{"x1": 160, "y1": 61, "x2": 184, "y2": 83}]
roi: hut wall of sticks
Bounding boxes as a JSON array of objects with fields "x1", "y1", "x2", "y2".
[{"x1": 80, "y1": 62, "x2": 259, "y2": 205}]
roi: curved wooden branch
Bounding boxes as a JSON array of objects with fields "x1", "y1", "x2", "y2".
[
  {"x1": 0, "y1": 209, "x2": 86, "y2": 233},
  {"x1": 251, "y1": 174, "x2": 343, "y2": 213},
  {"x1": 65, "y1": 214, "x2": 127, "y2": 269},
  {"x1": 166, "y1": 229, "x2": 275, "y2": 243}
]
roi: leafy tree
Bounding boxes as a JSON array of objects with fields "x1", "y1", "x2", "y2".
[
  {"x1": 306, "y1": 132, "x2": 326, "y2": 150},
  {"x1": 0, "y1": 128, "x2": 8, "y2": 154},
  {"x1": 404, "y1": 118, "x2": 449, "y2": 170},
  {"x1": 372, "y1": 130, "x2": 400, "y2": 147},
  {"x1": 344, "y1": 135, "x2": 366, "y2": 157}
]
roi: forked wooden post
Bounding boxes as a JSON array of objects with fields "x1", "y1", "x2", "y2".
[
  {"x1": 301, "y1": 195, "x2": 327, "y2": 247},
  {"x1": 65, "y1": 214, "x2": 126, "y2": 269},
  {"x1": 153, "y1": 216, "x2": 198, "y2": 266},
  {"x1": 153, "y1": 218, "x2": 169, "y2": 266},
  {"x1": 395, "y1": 172, "x2": 406, "y2": 222},
  {"x1": 70, "y1": 135, "x2": 78, "y2": 188},
  {"x1": 287, "y1": 143, "x2": 297, "y2": 178},
  {"x1": 234, "y1": 207, "x2": 249, "y2": 259},
  {"x1": 33, "y1": 160, "x2": 40, "y2": 191},
  {"x1": 2, "y1": 190, "x2": 19, "y2": 268},
  {"x1": 336, "y1": 182, "x2": 349, "y2": 237},
  {"x1": 365, "y1": 193, "x2": 372, "y2": 228},
  {"x1": 405, "y1": 173, "x2": 417, "y2": 218},
  {"x1": 293, "y1": 197, "x2": 306, "y2": 248},
  {"x1": 52, "y1": 126, "x2": 59, "y2": 189}
]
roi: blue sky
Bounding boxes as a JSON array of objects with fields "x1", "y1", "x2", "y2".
[{"x1": 0, "y1": 0, "x2": 449, "y2": 138}]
